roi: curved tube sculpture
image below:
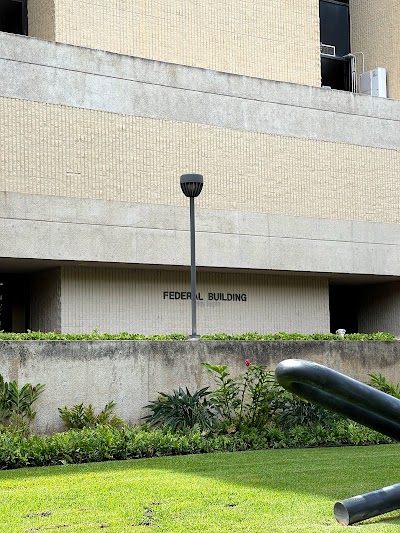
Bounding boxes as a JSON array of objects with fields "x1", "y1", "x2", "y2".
[{"x1": 275, "y1": 359, "x2": 400, "y2": 526}]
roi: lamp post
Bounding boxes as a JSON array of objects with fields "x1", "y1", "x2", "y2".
[{"x1": 180, "y1": 173, "x2": 203, "y2": 340}]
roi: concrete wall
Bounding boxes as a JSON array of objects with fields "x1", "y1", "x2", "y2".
[
  {"x1": 350, "y1": 0, "x2": 400, "y2": 100},
  {"x1": 27, "y1": 0, "x2": 321, "y2": 87},
  {"x1": 1, "y1": 340, "x2": 399, "y2": 434},
  {"x1": 3, "y1": 190, "x2": 400, "y2": 277}
]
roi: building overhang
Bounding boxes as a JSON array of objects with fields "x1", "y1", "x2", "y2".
[{"x1": 1, "y1": 192, "x2": 400, "y2": 281}]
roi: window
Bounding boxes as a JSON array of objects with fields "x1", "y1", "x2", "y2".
[
  {"x1": 0, "y1": 0, "x2": 28, "y2": 36},
  {"x1": 320, "y1": 0, "x2": 350, "y2": 91}
]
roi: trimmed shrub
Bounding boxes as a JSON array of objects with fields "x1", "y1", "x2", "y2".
[
  {"x1": 0, "y1": 423, "x2": 393, "y2": 470},
  {"x1": 0, "y1": 331, "x2": 395, "y2": 341}
]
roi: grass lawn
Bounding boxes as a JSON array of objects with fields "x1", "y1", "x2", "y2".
[{"x1": 0, "y1": 445, "x2": 399, "y2": 533}]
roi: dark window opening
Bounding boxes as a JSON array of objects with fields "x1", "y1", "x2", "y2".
[
  {"x1": 0, "y1": 0, "x2": 28, "y2": 36},
  {"x1": 0, "y1": 274, "x2": 30, "y2": 332},
  {"x1": 320, "y1": 0, "x2": 350, "y2": 91},
  {"x1": 329, "y1": 285, "x2": 359, "y2": 334},
  {"x1": 321, "y1": 56, "x2": 350, "y2": 91}
]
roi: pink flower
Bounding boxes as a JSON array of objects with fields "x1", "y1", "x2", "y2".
[{"x1": 245, "y1": 359, "x2": 251, "y2": 367}]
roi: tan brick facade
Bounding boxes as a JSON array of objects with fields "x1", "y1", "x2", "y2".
[
  {"x1": 27, "y1": 0, "x2": 55, "y2": 41},
  {"x1": 27, "y1": 0, "x2": 321, "y2": 87},
  {"x1": 1, "y1": 95, "x2": 400, "y2": 224},
  {"x1": 350, "y1": 0, "x2": 400, "y2": 100},
  {"x1": 59, "y1": 266, "x2": 329, "y2": 335},
  {"x1": 25, "y1": 1, "x2": 400, "y2": 100}
]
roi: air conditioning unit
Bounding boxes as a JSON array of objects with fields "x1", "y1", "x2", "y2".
[
  {"x1": 320, "y1": 43, "x2": 336, "y2": 57},
  {"x1": 360, "y1": 68, "x2": 387, "y2": 98}
]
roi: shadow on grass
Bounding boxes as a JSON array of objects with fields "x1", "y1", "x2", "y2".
[
  {"x1": 1, "y1": 443, "x2": 400, "y2": 497},
  {"x1": 354, "y1": 514, "x2": 400, "y2": 527},
  {"x1": 1, "y1": 445, "x2": 400, "y2": 527}
]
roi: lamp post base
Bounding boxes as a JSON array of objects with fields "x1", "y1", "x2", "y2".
[{"x1": 188, "y1": 335, "x2": 200, "y2": 341}]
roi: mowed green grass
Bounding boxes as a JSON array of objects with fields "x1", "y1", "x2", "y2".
[{"x1": 0, "y1": 445, "x2": 400, "y2": 533}]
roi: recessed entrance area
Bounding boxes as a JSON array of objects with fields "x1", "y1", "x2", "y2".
[
  {"x1": 0, "y1": 274, "x2": 30, "y2": 332},
  {"x1": 329, "y1": 284, "x2": 359, "y2": 333}
]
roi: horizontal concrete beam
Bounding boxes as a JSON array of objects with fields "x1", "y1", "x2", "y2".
[
  {"x1": 1, "y1": 34, "x2": 400, "y2": 150},
  {"x1": 1, "y1": 191, "x2": 400, "y2": 277}
]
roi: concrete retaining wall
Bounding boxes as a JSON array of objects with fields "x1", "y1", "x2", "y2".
[{"x1": 1, "y1": 340, "x2": 399, "y2": 434}]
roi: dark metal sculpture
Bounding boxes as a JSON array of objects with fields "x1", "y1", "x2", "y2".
[{"x1": 275, "y1": 359, "x2": 400, "y2": 526}]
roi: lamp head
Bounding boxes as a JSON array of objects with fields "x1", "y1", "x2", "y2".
[{"x1": 180, "y1": 174, "x2": 203, "y2": 198}]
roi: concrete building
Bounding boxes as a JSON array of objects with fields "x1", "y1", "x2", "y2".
[{"x1": 1, "y1": 0, "x2": 400, "y2": 335}]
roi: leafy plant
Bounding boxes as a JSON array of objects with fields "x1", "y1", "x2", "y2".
[
  {"x1": 58, "y1": 401, "x2": 124, "y2": 429},
  {"x1": 244, "y1": 364, "x2": 277, "y2": 429},
  {"x1": 200, "y1": 364, "x2": 240, "y2": 426},
  {"x1": 272, "y1": 389, "x2": 341, "y2": 429},
  {"x1": 201, "y1": 361, "x2": 276, "y2": 431},
  {"x1": 201, "y1": 361, "x2": 343, "y2": 432},
  {"x1": 0, "y1": 375, "x2": 44, "y2": 433},
  {"x1": 143, "y1": 387, "x2": 218, "y2": 431},
  {"x1": 367, "y1": 372, "x2": 400, "y2": 399}
]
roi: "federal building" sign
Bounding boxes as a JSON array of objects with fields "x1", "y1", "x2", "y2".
[{"x1": 163, "y1": 291, "x2": 247, "y2": 302}]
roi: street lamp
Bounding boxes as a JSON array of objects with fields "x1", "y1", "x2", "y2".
[{"x1": 180, "y1": 173, "x2": 203, "y2": 340}]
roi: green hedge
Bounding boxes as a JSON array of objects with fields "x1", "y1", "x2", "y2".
[
  {"x1": 199, "y1": 332, "x2": 396, "y2": 341},
  {"x1": 0, "y1": 331, "x2": 395, "y2": 341},
  {"x1": 0, "y1": 331, "x2": 187, "y2": 341},
  {"x1": 0, "y1": 422, "x2": 393, "y2": 470}
]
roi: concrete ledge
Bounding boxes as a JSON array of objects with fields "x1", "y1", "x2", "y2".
[
  {"x1": 1, "y1": 191, "x2": 400, "y2": 277},
  {"x1": 1, "y1": 340, "x2": 399, "y2": 434},
  {"x1": 1, "y1": 33, "x2": 400, "y2": 149}
]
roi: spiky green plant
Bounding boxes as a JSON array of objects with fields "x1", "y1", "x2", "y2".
[{"x1": 143, "y1": 387, "x2": 218, "y2": 431}]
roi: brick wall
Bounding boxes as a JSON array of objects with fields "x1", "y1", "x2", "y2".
[
  {"x1": 350, "y1": 0, "x2": 400, "y2": 100},
  {"x1": 1, "y1": 96, "x2": 400, "y2": 224},
  {"x1": 59, "y1": 266, "x2": 329, "y2": 335},
  {"x1": 28, "y1": 0, "x2": 321, "y2": 87}
]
